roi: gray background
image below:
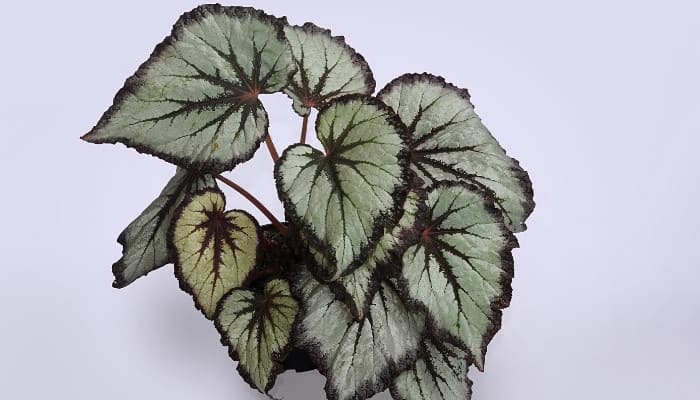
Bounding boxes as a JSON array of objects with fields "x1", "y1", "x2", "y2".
[{"x1": 1, "y1": 0, "x2": 698, "y2": 399}]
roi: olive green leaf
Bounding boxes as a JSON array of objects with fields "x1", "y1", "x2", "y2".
[
  {"x1": 284, "y1": 23, "x2": 375, "y2": 116},
  {"x1": 293, "y1": 269, "x2": 424, "y2": 400},
  {"x1": 112, "y1": 168, "x2": 215, "y2": 288},
  {"x1": 215, "y1": 279, "x2": 299, "y2": 393},
  {"x1": 331, "y1": 190, "x2": 424, "y2": 319},
  {"x1": 170, "y1": 189, "x2": 261, "y2": 319},
  {"x1": 275, "y1": 95, "x2": 408, "y2": 280},
  {"x1": 399, "y1": 182, "x2": 517, "y2": 370},
  {"x1": 391, "y1": 340, "x2": 472, "y2": 400},
  {"x1": 82, "y1": 4, "x2": 295, "y2": 173},
  {"x1": 378, "y1": 73, "x2": 534, "y2": 232}
]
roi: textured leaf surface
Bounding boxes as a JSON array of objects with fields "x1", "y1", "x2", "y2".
[
  {"x1": 399, "y1": 182, "x2": 517, "y2": 369},
  {"x1": 171, "y1": 189, "x2": 260, "y2": 318},
  {"x1": 391, "y1": 340, "x2": 472, "y2": 400},
  {"x1": 215, "y1": 279, "x2": 299, "y2": 393},
  {"x1": 112, "y1": 168, "x2": 215, "y2": 288},
  {"x1": 83, "y1": 5, "x2": 295, "y2": 172},
  {"x1": 284, "y1": 23, "x2": 375, "y2": 116},
  {"x1": 293, "y1": 270, "x2": 424, "y2": 400},
  {"x1": 332, "y1": 190, "x2": 424, "y2": 319},
  {"x1": 276, "y1": 96, "x2": 408, "y2": 280},
  {"x1": 378, "y1": 73, "x2": 534, "y2": 232}
]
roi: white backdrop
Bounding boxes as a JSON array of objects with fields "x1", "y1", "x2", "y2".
[{"x1": 1, "y1": 1, "x2": 698, "y2": 399}]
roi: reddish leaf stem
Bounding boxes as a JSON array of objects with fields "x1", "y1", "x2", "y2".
[
  {"x1": 264, "y1": 131, "x2": 280, "y2": 162},
  {"x1": 300, "y1": 114, "x2": 309, "y2": 144}
]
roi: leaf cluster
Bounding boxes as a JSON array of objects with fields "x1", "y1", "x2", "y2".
[{"x1": 83, "y1": 4, "x2": 535, "y2": 400}]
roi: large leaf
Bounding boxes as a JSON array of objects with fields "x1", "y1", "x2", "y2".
[
  {"x1": 293, "y1": 269, "x2": 424, "y2": 400},
  {"x1": 215, "y1": 279, "x2": 299, "y2": 393},
  {"x1": 378, "y1": 73, "x2": 534, "y2": 232},
  {"x1": 170, "y1": 189, "x2": 261, "y2": 318},
  {"x1": 391, "y1": 340, "x2": 472, "y2": 400},
  {"x1": 275, "y1": 95, "x2": 408, "y2": 280},
  {"x1": 82, "y1": 4, "x2": 295, "y2": 172},
  {"x1": 112, "y1": 168, "x2": 215, "y2": 288},
  {"x1": 331, "y1": 190, "x2": 424, "y2": 319},
  {"x1": 284, "y1": 23, "x2": 375, "y2": 116},
  {"x1": 399, "y1": 182, "x2": 517, "y2": 370}
]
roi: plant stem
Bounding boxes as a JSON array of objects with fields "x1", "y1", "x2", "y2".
[
  {"x1": 215, "y1": 174, "x2": 288, "y2": 236},
  {"x1": 299, "y1": 114, "x2": 309, "y2": 144},
  {"x1": 264, "y1": 131, "x2": 280, "y2": 162}
]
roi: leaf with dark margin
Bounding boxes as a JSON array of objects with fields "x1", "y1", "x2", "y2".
[
  {"x1": 325, "y1": 190, "x2": 425, "y2": 319},
  {"x1": 82, "y1": 4, "x2": 295, "y2": 173},
  {"x1": 293, "y1": 269, "x2": 424, "y2": 400},
  {"x1": 215, "y1": 279, "x2": 299, "y2": 393},
  {"x1": 284, "y1": 23, "x2": 375, "y2": 116},
  {"x1": 378, "y1": 73, "x2": 534, "y2": 232},
  {"x1": 275, "y1": 95, "x2": 409, "y2": 281},
  {"x1": 170, "y1": 189, "x2": 261, "y2": 319},
  {"x1": 391, "y1": 340, "x2": 472, "y2": 400},
  {"x1": 112, "y1": 168, "x2": 215, "y2": 288},
  {"x1": 398, "y1": 182, "x2": 517, "y2": 370}
]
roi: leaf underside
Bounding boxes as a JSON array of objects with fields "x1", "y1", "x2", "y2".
[
  {"x1": 171, "y1": 189, "x2": 261, "y2": 319},
  {"x1": 83, "y1": 4, "x2": 295, "y2": 173},
  {"x1": 399, "y1": 182, "x2": 517, "y2": 370},
  {"x1": 293, "y1": 269, "x2": 424, "y2": 400},
  {"x1": 215, "y1": 279, "x2": 299, "y2": 393},
  {"x1": 391, "y1": 340, "x2": 472, "y2": 400},
  {"x1": 378, "y1": 73, "x2": 534, "y2": 232},
  {"x1": 284, "y1": 23, "x2": 375, "y2": 116},
  {"x1": 275, "y1": 95, "x2": 408, "y2": 281},
  {"x1": 112, "y1": 168, "x2": 215, "y2": 288}
]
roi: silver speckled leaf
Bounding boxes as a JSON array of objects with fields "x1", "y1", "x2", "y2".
[
  {"x1": 83, "y1": 5, "x2": 295, "y2": 172},
  {"x1": 378, "y1": 73, "x2": 534, "y2": 232}
]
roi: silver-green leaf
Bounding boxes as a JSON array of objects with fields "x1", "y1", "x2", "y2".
[
  {"x1": 215, "y1": 279, "x2": 299, "y2": 393},
  {"x1": 170, "y1": 189, "x2": 261, "y2": 319},
  {"x1": 275, "y1": 95, "x2": 408, "y2": 280},
  {"x1": 112, "y1": 168, "x2": 215, "y2": 288},
  {"x1": 82, "y1": 4, "x2": 295, "y2": 172},
  {"x1": 284, "y1": 23, "x2": 375, "y2": 116},
  {"x1": 391, "y1": 340, "x2": 472, "y2": 400},
  {"x1": 399, "y1": 182, "x2": 517, "y2": 370},
  {"x1": 293, "y1": 269, "x2": 424, "y2": 400},
  {"x1": 378, "y1": 73, "x2": 534, "y2": 232}
]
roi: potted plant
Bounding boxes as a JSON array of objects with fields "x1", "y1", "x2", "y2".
[{"x1": 82, "y1": 4, "x2": 535, "y2": 399}]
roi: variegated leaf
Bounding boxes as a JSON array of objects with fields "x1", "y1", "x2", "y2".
[
  {"x1": 82, "y1": 4, "x2": 295, "y2": 172},
  {"x1": 170, "y1": 189, "x2": 260, "y2": 318},
  {"x1": 378, "y1": 73, "x2": 534, "y2": 232},
  {"x1": 399, "y1": 182, "x2": 517, "y2": 370}
]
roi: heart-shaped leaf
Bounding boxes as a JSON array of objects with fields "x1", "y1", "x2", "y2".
[
  {"x1": 329, "y1": 189, "x2": 424, "y2": 319},
  {"x1": 82, "y1": 5, "x2": 295, "y2": 173},
  {"x1": 378, "y1": 73, "x2": 535, "y2": 232},
  {"x1": 275, "y1": 95, "x2": 408, "y2": 280},
  {"x1": 284, "y1": 23, "x2": 375, "y2": 116},
  {"x1": 293, "y1": 269, "x2": 424, "y2": 400},
  {"x1": 170, "y1": 189, "x2": 261, "y2": 319},
  {"x1": 215, "y1": 279, "x2": 299, "y2": 393},
  {"x1": 399, "y1": 182, "x2": 517, "y2": 370},
  {"x1": 391, "y1": 340, "x2": 472, "y2": 400},
  {"x1": 112, "y1": 168, "x2": 215, "y2": 288}
]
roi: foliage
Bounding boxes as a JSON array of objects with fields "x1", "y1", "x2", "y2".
[{"x1": 83, "y1": 4, "x2": 535, "y2": 399}]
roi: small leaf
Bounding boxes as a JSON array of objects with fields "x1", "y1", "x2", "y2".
[
  {"x1": 378, "y1": 73, "x2": 535, "y2": 232},
  {"x1": 170, "y1": 189, "x2": 261, "y2": 319},
  {"x1": 275, "y1": 95, "x2": 408, "y2": 280},
  {"x1": 284, "y1": 23, "x2": 375, "y2": 116},
  {"x1": 112, "y1": 168, "x2": 215, "y2": 288},
  {"x1": 293, "y1": 269, "x2": 424, "y2": 400},
  {"x1": 82, "y1": 5, "x2": 295, "y2": 172},
  {"x1": 331, "y1": 190, "x2": 424, "y2": 319},
  {"x1": 215, "y1": 279, "x2": 299, "y2": 393},
  {"x1": 391, "y1": 340, "x2": 472, "y2": 400},
  {"x1": 399, "y1": 182, "x2": 517, "y2": 370}
]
